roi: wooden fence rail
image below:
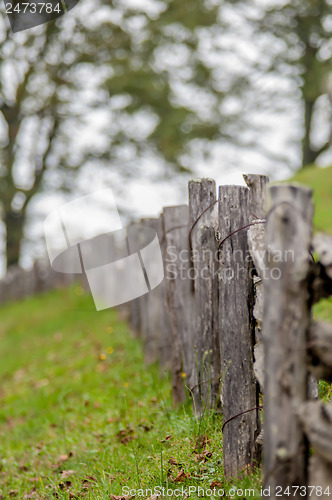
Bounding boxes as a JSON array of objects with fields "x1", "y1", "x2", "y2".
[{"x1": 1, "y1": 175, "x2": 331, "y2": 492}]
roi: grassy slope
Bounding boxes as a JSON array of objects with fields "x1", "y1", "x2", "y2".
[
  {"x1": 0, "y1": 165, "x2": 331, "y2": 499},
  {"x1": 290, "y1": 165, "x2": 332, "y2": 325},
  {"x1": 289, "y1": 165, "x2": 332, "y2": 401},
  {"x1": 290, "y1": 164, "x2": 332, "y2": 234},
  {"x1": 0, "y1": 287, "x2": 260, "y2": 499}
]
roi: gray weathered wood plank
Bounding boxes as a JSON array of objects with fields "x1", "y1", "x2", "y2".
[
  {"x1": 263, "y1": 184, "x2": 313, "y2": 497},
  {"x1": 298, "y1": 400, "x2": 332, "y2": 463},
  {"x1": 218, "y1": 184, "x2": 260, "y2": 478},
  {"x1": 162, "y1": 204, "x2": 194, "y2": 404},
  {"x1": 243, "y1": 174, "x2": 269, "y2": 220},
  {"x1": 189, "y1": 179, "x2": 220, "y2": 413}
]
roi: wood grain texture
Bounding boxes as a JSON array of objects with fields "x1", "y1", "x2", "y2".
[
  {"x1": 243, "y1": 174, "x2": 269, "y2": 220},
  {"x1": 218, "y1": 184, "x2": 260, "y2": 478},
  {"x1": 263, "y1": 184, "x2": 313, "y2": 497},
  {"x1": 189, "y1": 179, "x2": 220, "y2": 413},
  {"x1": 139, "y1": 217, "x2": 170, "y2": 366},
  {"x1": 135, "y1": 218, "x2": 158, "y2": 365},
  {"x1": 162, "y1": 204, "x2": 194, "y2": 404},
  {"x1": 153, "y1": 215, "x2": 172, "y2": 371}
]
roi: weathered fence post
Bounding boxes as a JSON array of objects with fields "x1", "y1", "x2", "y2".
[
  {"x1": 243, "y1": 174, "x2": 269, "y2": 220},
  {"x1": 218, "y1": 185, "x2": 260, "y2": 478},
  {"x1": 153, "y1": 215, "x2": 172, "y2": 371},
  {"x1": 134, "y1": 217, "x2": 168, "y2": 366},
  {"x1": 162, "y1": 204, "x2": 194, "y2": 405},
  {"x1": 188, "y1": 179, "x2": 220, "y2": 413},
  {"x1": 263, "y1": 184, "x2": 313, "y2": 496}
]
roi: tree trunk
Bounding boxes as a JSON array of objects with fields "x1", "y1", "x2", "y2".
[
  {"x1": 302, "y1": 99, "x2": 315, "y2": 167},
  {"x1": 5, "y1": 211, "x2": 25, "y2": 268}
]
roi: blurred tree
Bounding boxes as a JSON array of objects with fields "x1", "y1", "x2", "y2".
[
  {"x1": 1, "y1": 0, "x2": 244, "y2": 269},
  {"x1": 0, "y1": 1, "x2": 223, "y2": 265},
  {"x1": 0, "y1": 18, "x2": 82, "y2": 267},
  {"x1": 254, "y1": 0, "x2": 332, "y2": 167},
  {"x1": 78, "y1": 0, "x2": 247, "y2": 171}
]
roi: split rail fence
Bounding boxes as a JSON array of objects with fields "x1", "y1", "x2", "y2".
[{"x1": 1, "y1": 175, "x2": 332, "y2": 496}]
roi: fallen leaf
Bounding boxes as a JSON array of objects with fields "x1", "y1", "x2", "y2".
[
  {"x1": 57, "y1": 454, "x2": 68, "y2": 463},
  {"x1": 60, "y1": 470, "x2": 76, "y2": 479},
  {"x1": 194, "y1": 450, "x2": 213, "y2": 462},
  {"x1": 173, "y1": 470, "x2": 189, "y2": 482},
  {"x1": 28, "y1": 478, "x2": 40, "y2": 483},
  {"x1": 168, "y1": 457, "x2": 183, "y2": 469},
  {"x1": 210, "y1": 480, "x2": 223, "y2": 488},
  {"x1": 59, "y1": 481, "x2": 72, "y2": 491},
  {"x1": 96, "y1": 362, "x2": 108, "y2": 373},
  {"x1": 116, "y1": 426, "x2": 137, "y2": 445},
  {"x1": 18, "y1": 465, "x2": 29, "y2": 471},
  {"x1": 138, "y1": 420, "x2": 152, "y2": 431},
  {"x1": 107, "y1": 417, "x2": 116, "y2": 423},
  {"x1": 14, "y1": 369, "x2": 26, "y2": 381},
  {"x1": 109, "y1": 496, "x2": 133, "y2": 500},
  {"x1": 23, "y1": 492, "x2": 39, "y2": 499},
  {"x1": 168, "y1": 457, "x2": 178, "y2": 466},
  {"x1": 195, "y1": 434, "x2": 210, "y2": 450},
  {"x1": 54, "y1": 332, "x2": 63, "y2": 342},
  {"x1": 34, "y1": 378, "x2": 49, "y2": 388},
  {"x1": 82, "y1": 475, "x2": 98, "y2": 489},
  {"x1": 161, "y1": 434, "x2": 171, "y2": 443}
]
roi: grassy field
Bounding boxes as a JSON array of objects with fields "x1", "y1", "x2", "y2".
[
  {"x1": 0, "y1": 287, "x2": 261, "y2": 499},
  {"x1": 290, "y1": 164, "x2": 332, "y2": 234},
  {"x1": 0, "y1": 165, "x2": 331, "y2": 499}
]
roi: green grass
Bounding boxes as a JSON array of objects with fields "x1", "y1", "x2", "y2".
[
  {"x1": 290, "y1": 164, "x2": 332, "y2": 234},
  {"x1": 291, "y1": 165, "x2": 332, "y2": 404},
  {"x1": 0, "y1": 286, "x2": 261, "y2": 499},
  {"x1": 0, "y1": 164, "x2": 331, "y2": 499}
]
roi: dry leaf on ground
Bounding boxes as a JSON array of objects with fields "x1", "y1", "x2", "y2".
[
  {"x1": 173, "y1": 470, "x2": 190, "y2": 482},
  {"x1": 60, "y1": 470, "x2": 76, "y2": 479},
  {"x1": 210, "y1": 480, "x2": 223, "y2": 488}
]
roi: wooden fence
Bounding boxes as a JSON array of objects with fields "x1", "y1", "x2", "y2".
[{"x1": 1, "y1": 175, "x2": 332, "y2": 495}]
